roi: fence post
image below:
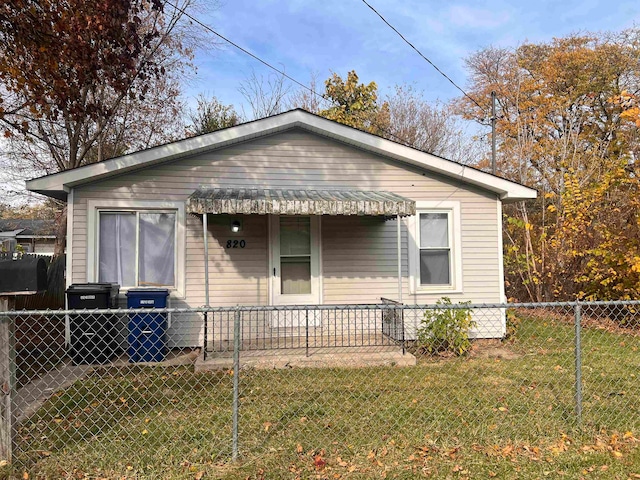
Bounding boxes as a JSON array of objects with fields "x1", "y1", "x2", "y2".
[
  {"x1": 0, "y1": 297, "x2": 15, "y2": 464},
  {"x1": 232, "y1": 306, "x2": 241, "y2": 461},
  {"x1": 400, "y1": 307, "x2": 405, "y2": 356},
  {"x1": 305, "y1": 308, "x2": 309, "y2": 357},
  {"x1": 574, "y1": 301, "x2": 582, "y2": 426}
]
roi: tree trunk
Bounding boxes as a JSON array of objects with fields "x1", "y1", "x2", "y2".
[{"x1": 53, "y1": 204, "x2": 67, "y2": 258}]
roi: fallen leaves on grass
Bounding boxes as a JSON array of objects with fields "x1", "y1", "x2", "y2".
[{"x1": 314, "y1": 453, "x2": 327, "y2": 471}]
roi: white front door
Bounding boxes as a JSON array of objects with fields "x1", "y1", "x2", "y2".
[
  {"x1": 270, "y1": 215, "x2": 320, "y2": 335},
  {"x1": 270, "y1": 215, "x2": 321, "y2": 326}
]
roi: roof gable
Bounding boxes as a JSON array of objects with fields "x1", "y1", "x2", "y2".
[{"x1": 26, "y1": 109, "x2": 536, "y2": 203}]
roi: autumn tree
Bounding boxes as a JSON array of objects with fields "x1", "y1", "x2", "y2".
[
  {"x1": 287, "y1": 72, "x2": 328, "y2": 114},
  {"x1": 459, "y1": 30, "x2": 640, "y2": 301},
  {"x1": 187, "y1": 94, "x2": 240, "y2": 136},
  {"x1": 238, "y1": 70, "x2": 292, "y2": 119},
  {"x1": 0, "y1": 0, "x2": 204, "y2": 256},
  {"x1": 385, "y1": 84, "x2": 481, "y2": 164},
  {"x1": 318, "y1": 70, "x2": 390, "y2": 135}
]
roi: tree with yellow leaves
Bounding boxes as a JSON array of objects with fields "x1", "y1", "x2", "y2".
[
  {"x1": 459, "y1": 30, "x2": 640, "y2": 301},
  {"x1": 318, "y1": 70, "x2": 390, "y2": 136}
]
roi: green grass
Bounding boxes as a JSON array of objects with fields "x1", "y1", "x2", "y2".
[{"x1": 2, "y1": 313, "x2": 639, "y2": 479}]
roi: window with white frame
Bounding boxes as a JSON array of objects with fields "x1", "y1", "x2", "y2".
[
  {"x1": 411, "y1": 202, "x2": 462, "y2": 293},
  {"x1": 418, "y1": 212, "x2": 451, "y2": 285},
  {"x1": 98, "y1": 211, "x2": 176, "y2": 288}
]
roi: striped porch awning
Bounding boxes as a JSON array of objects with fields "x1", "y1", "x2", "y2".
[{"x1": 187, "y1": 187, "x2": 416, "y2": 216}]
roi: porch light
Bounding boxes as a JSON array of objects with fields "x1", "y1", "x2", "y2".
[{"x1": 231, "y1": 220, "x2": 242, "y2": 233}]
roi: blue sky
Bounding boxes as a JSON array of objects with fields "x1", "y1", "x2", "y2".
[{"x1": 185, "y1": 0, "x2": 640, "y2": 115}]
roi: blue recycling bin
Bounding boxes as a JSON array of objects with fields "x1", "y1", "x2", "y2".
[{"x1": 126, "y1": 289, "x2": 169, "y2": 362}]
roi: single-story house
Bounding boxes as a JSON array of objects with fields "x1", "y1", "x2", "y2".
[
  {"x1": 26, "y1": 109, "x2": 536, "y2": 348},
  {"x1": 0, "y1": 219, "x2": 57, "y2": 254}
]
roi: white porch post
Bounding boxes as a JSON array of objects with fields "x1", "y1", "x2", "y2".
[
  {"x1": 203, "y1": 213, "x2": 210, "y2": 306},
  {"x1": 397, "y1": 214, "x2": 403, "y2": 304}
]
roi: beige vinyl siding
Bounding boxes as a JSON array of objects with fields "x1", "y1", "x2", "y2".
[
  {"x1": 71, "y1": 129, "x2": 502, "y2": 318},
  {"x1": 185, "y1": 214, "x2": 268, "y2": 306},
  {"x1": 322, "y1": 216, "x2": 408, "y2": 304}
]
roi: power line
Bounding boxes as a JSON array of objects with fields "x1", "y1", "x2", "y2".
[
  {"x1": 360, "y1": 0, "x2": 487, "y2": 113},
  {"x1": 164, "y1": 1, "x2": 440, "y2": 150},
  {"x1": 165, "y1": 0, "x2": 317, "y2": 97}
]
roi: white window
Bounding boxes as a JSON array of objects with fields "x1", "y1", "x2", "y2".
[
  {"x1": 410, "y1": 201, "x2": 462, "y2": 294},
  {"x1": 98, "y1": 211, "x2": 176, "y2": 288},
  {"x1": 418, "y1": 212, "x2": 450, "y2": 285},
  {"x1": 87, "y1": 200, "x2": 185, "y2": 295}
]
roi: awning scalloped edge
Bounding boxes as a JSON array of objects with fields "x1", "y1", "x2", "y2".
[{"x1": 187, "y1": 188, "x2": 416, "y2": 217}]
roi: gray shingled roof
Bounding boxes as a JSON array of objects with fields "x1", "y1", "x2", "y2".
[
  {"x1": 0, "y1": 219, "x2": 56, "y2": 236},
  {"x1": 187, "y1": 188, "x2": 416, "y2": 216}
]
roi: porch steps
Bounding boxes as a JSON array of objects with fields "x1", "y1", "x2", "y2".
[{"x1": 194, "y1": 345, "x2": 416, "y2": 371}]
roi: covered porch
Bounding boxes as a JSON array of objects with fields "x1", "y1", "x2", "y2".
[{"x1": 187, "y1": 187, "x2": 417, "y2": 367}]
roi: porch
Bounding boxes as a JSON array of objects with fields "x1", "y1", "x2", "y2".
[
  {"x1": 188, "y1": 187, "x2": 415, "y2": 312},
  {"x1": 197, "y1": 300, "x2": 415, "y2": 369}
]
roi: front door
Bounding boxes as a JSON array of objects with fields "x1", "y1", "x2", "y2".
[{"x1": 270, "y1": 215, "x2": 320, "y2": 326}]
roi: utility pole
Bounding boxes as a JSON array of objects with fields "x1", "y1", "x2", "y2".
[{"x1": 491, "y1": 91, "x2": 497, "y2": 175}]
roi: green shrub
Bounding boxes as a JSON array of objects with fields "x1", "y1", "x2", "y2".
[{"x1": 416, "y1": 297, "x2": 475, "y2": 356}]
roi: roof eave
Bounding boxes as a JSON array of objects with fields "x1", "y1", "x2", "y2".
[
  {"x1": 295, "y1": 117, "x2": 537, "y2": 201},
  {"x1": 25, "y1": 109, "x2": 537, "y2": 202}
]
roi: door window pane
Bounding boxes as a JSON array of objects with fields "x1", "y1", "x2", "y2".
[
  {"x1": 281, "y1": 257, "x2": 311, "y2": 294},
  {"x1": 139, "y1": 213, "x2": 175, "y2": 286},
  {"x1": 99, "y1": 213, "x2": 136, "y2": 286},
  {"x1": 420, "y1": 213, "x2": 448, "y2": 248},
  {"x1": 280, "y1": 217, "x2": 310, "y2": 255},
  {"x1": 420, "y1": 250, "x2": 450, "y2": 285}
]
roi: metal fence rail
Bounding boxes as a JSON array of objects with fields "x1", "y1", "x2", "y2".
[
  {"x1": 0, "y1": 301, "x2": 638, "y2": 477},
  {"x1": 204, "y1": 303, "x2": 406, "y2": 358}
]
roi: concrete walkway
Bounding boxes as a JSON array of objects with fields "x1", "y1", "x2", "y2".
[
  {"x1": 13, "y1": 349, "x2": 200, "y2": 424},
  {"x1": 13, "y1": 361, "x2": 92, "y2": 424}
]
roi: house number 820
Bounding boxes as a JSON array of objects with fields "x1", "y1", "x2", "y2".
[{"x1": 226, "y1": 240, "x2": 246, "y2": 248}]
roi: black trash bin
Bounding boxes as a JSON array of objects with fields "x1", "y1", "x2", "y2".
[
  {"x1": 66, "y1": 283, "x2": 120, "y2": 365},
  {"x1": 126, "y1": 289, "x2": 169, "y2": 363}
]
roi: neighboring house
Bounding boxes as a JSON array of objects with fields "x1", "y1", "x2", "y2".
[
  {"x1": 26, "y1": 109, "x2": 536, "y2": 346},
  {"x1": 0, "y1": 219, "x2": 57, "y2": 254}
]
